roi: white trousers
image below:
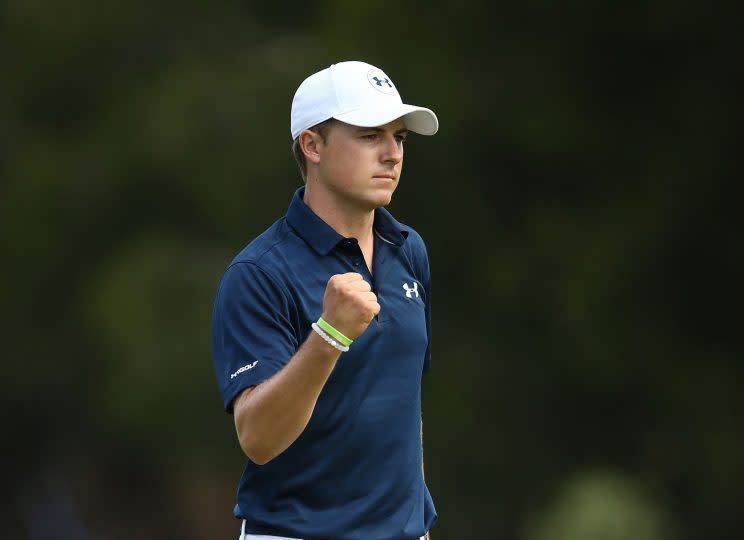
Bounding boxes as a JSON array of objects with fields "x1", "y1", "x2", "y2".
[{"x1": 240, "y1": 519, "x2": 426, "y2": 540}]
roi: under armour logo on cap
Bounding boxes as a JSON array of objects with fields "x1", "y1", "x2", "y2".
[
  {"x1": 372, "y1": 76, "x2": 393, "y2": 88},
  {"x1": 367, "y1": 69, "x2": 397, "y2": 95}
]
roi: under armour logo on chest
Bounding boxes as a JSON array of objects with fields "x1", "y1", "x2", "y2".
[
  {"x1": 403, "y1": 282, "x2": 419, "y2": 298},
  {"x1": 372, "y1": 76, "x2": 393, "y2": 88}
]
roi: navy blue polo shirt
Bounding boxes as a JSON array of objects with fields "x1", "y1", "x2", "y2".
[{"x1": 211, "y1": 187, "x2": 436, "y2": 540}]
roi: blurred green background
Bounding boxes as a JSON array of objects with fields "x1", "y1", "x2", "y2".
[{"x1": 2, "y1": 1, "x2": 742, "y2": 539}]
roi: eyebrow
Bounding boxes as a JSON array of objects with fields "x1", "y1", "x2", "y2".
[{"x1": 358, "y1": 126, "x2": 409, "y2": 135}]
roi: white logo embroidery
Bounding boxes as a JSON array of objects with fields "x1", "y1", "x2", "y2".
[
  {"x1": 230, "y1": 361, "x2": 258, "y2": 379},
  {"x1": 403, "y1": 282, "x2": 419, "y2": 298}
]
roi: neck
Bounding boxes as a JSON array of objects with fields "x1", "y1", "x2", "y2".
[{"x1": 302, "y1": 183, "x2": 375, "y2": 242}]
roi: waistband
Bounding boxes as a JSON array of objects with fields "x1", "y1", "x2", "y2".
[{"x1": 240, "y1": 520, "x2": 427, "y2": 540}]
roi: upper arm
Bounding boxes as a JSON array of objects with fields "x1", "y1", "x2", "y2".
[
  {"x1": 231, "y1": 385, "x2": 258, "y2": 434},
  {"x1": 232, "y1": 385, "x2": 256, "y2": 415},
  {"x1": 212, "y1": 262, "x2": 298, "y2": 413}
]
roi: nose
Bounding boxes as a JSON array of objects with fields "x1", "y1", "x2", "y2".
[{"x1": 381, "y1": 133, "x2": 403, "y2": 164}]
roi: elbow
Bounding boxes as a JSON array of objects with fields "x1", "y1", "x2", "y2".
[
  {"x1": 243, "y1": 445, "x2": 273, "y2": 466},
  {"x1": 250, "y1": 454, "x2": 272, "y2": 466},
  {"x1": 237, "y1": 430, "x2": 276, "y2": 465}
]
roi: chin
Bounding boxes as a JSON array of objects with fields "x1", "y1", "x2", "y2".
[{"x1": 367, "y1": 190, "x2": 394, "y2": 208}]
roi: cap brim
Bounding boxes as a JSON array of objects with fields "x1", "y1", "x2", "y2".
[{"x1": 333, "y1": 104, "x2": 438, "y2": 135}]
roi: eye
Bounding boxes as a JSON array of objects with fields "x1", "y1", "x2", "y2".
[{"x1": 395, "y1": 134, "x2": 408, "y2": 143}]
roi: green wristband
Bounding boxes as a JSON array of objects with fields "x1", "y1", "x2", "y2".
[{"x1": 316, "y1": 317, "x2": 353, "y2": 347}]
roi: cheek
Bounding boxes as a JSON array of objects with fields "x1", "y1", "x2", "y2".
[{"x1": 332, "y1": 149, "x2": 369, "y2": 179}]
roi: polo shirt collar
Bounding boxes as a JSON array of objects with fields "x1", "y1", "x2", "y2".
[{"x1": 286, "y1": 187, "x2": 409, "y2": 255}]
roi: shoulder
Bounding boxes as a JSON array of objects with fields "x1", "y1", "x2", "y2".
[
  {"x1": 394, "y1": 218, "x2": 428, "y2": 261},
  {"x1": 216, "y1": 217, "x2": 299, "y2": 301},
  {"x1": 379, "y1": 206, "x2": 429, "y2": 259},
  {"x1": 403, "y1": 225, "x2": 428, "y2": 256},
  {"x1": 230, "y1": 217, "x2": 292, "y2": 268},
  {"x1": 393, "y1": 220, "x2": 430, "y2": 285}
]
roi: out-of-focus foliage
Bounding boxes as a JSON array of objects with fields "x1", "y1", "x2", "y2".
[
  {"x1": 2, "y1": 1, "x2": 741, "y2": 538},
  {"x1": 524, "y1": 470, "x2": 674, "y2": 540}
]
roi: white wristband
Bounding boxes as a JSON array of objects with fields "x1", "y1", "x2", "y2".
[{"x1": 312, "y1": 322, "x2": 350, "y2": 352}]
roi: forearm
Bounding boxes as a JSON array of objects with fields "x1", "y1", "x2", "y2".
[{"x1": 233, "y1": 331, "x2": 341, "y2": 464}]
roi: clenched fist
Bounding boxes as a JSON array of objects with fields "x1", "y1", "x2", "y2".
[{"x1": 321, "y1": 273, "x2": 380, "y2": 340}]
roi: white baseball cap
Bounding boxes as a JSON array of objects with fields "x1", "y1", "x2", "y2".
[{"x1": 290, "y1": 61, "x2": 439, "y2": 140}]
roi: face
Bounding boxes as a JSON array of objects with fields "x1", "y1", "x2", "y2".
[{"x1": 314, "y1": 118, "x2": 407, "y2": 212}]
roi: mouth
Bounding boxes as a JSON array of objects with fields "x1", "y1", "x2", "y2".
[{"x1": 372, "y1": 174, "x2": 397, "y2": 181}]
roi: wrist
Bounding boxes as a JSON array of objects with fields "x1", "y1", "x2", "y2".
[
  {"x1": 307, "y1": 328, "x2": 344, "y2": 357},
  {"x1": 311, "y1": 321, "x2": 350, "y2": 353},
  {"x1": 316, "y1": 316, "x2": 354, "y2": 347}
]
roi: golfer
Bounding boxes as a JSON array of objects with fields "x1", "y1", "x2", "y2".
[{"x1": 211, "y1": 60, "x2": 438, "y2": 540}]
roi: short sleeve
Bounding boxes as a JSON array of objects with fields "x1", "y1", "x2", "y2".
[{"x1": 211, "y1": 262, "x2": 298, "y2": 412}]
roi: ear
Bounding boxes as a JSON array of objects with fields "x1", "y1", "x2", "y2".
[{"x1": 299, "y1": 129, "x2": 323, "y2": 165}]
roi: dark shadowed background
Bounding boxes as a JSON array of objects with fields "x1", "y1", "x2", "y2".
[{"x1": 2, "y1": 1, "x2": 742, "y2": 539}]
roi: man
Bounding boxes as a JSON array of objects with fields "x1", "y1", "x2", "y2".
[{"x1": 211, "y1": 60, "x2": 438, "y2": 540}]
